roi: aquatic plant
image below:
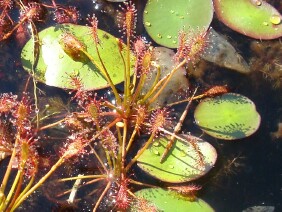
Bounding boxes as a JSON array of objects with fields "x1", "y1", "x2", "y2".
[
  {"x1": 214, "y1": 0, "x2": 282, "y2": 39},
  {"x1": 143, "y1": 0, "x2": 213, "y2": 48},
  {"x1": 137, "y1": 135, "x2": 217, "y2": 182},
  {"x1": 131, "y1": 188, "x2": 214, "y2": 212},
  {"x1": 194, "y1": 93, "x2": 261, "y2": 140},
  {"x1": 143, "y1": 0, "x2": 282, "y2": 43},
  {"x1": 21, "y1": 24, "x2": 135, "y2": 90},
  {"x1": 250, "y1": 40, "x2": 282, "y2": 89},
  {"x1": 0, "y1": 0, "x2": 266, "y2": 211}
]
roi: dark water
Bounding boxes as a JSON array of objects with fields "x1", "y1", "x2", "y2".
[{"x1": 0, "y1": 0, "x2": 281, "y2": 211}]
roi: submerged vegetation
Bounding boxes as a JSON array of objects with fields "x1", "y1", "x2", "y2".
[{"x1": 0, "y1": 0, "x2": 281, "y2": 211}]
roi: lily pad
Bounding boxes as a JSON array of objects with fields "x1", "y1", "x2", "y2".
[
  {"x1": 214, "y1": 0, "x2": 282, "y2": 39},
  {"x1": 143, "y1": 0, "x2": 213, "y2": 48},
  {"x1": 131, "y1": 188, "x2": 214, "y2": 212},
  {"x1": 21, "y1": 24, "x2": 134, "y2": 90},
  {"x1": 194, "y1": 93, "x2": 261, "y2": 140},
  {"x1": 137, "y1": 135, "x2": 217, "y2": 183}
]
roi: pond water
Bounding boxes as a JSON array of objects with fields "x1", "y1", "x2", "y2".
[{"x1": 0, "y1": 0, "x2": 281, "y2": 211}]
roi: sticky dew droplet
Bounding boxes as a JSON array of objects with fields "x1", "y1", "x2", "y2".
[
  {"x1": 116, "y1": 121, "x2": 124, "y2": 128},
  {"x1": 169, "y1": 164, "x2": 174, "y2": 169},
  {"x1": 167, "y1": 35, "x2": 172, "y2": 39}
]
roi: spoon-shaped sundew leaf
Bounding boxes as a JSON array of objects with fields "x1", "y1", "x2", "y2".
[
  {"x1": 143, "y1": 0, "x2": 213, "y2": 48},
  {"x1": 194, "y1": 93, "x2": 261, "y2": 140},
  {"x1": 137, "y1": 135, "x2": 217, "y2": 183},
  {"x1": 130, "y1": 188, "x2": 214, "y2": 212},
  {"x1": 21, "y1": 24, "x2": 134, "y2": 90},
  {"x1": 214, "y1": 0, "x2": 282, "y2": 39}
]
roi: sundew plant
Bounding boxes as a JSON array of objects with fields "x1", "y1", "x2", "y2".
[{"x1": 0, "y1": 0, "x2": 278, "y2": 211}]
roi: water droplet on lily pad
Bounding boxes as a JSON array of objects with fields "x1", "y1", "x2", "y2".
[
  {"x1": 153, "y1": 150, "x2": 160, "y2": 155},
  {"x1": 180, "y1": 150, "x2": 186, "y2": 157},
  {"x1": 270, "y1": 15, "x2": 281, "y2": 25},
  {"x1": 153, "y1": 142, "x2": 160, "y2": 147},
  {"x1": 194, "y1": 93, "x2": 261, "y2": 140},
  {"x1": 145, "y1": 21, "x2": 151, "y2": 27},
  {"x1": 255, "y1": 1, "x2": 262, "y2": 6},
  {"x1": 169, "y1": 164, "x2": 174, "y2": 169}
]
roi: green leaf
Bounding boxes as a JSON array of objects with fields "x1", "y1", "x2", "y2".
[
  {"x1": 21, "y1": 24, "x2": 134, "y2": 90},
  {"x1": 137, "y1": 135, "x2": 217, "y2": 183},
  {"x1": 130, "y1": 188, "x2": 214, "y2": 212},
  {"x1": 143, "y1": 0, "x2": 213, "y2": 48},
  {"x1": 214, "y1": 0, "x2": 282, "y2": 39},
  {"x1": 194, "y1": 93, "x2": 261, "y2": 140}
]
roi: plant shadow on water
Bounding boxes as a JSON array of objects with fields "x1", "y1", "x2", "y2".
[{"x1": 0, "y1": 0, "x2": 281, "y2": 211}]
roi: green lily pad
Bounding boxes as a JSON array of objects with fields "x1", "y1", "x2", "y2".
[
  {"x1": 130, "y1": 188, "x2": 214, "y2": 212},
  {"x1": 194, "y1": 93, "x2": 261, "y2": 140},
  {"x1": 214, "y1": 0, "x2": 282, "y2": 39},
  {"x1": 143, "y1": 0, "x2": 213, "y2": 48},
  {"x1": 21, "y1": 24, "x2": 134, "y2": 90},
  {"x1": 137, "y1": 135, "x2": 217, "y2": 183}
]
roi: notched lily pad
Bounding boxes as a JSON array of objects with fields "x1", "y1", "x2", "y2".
[
  {"x1": 214, "y1": 0, "x2": 282, "y2": 39},
  {"x1": 143, "y1": 0, "x2": 213, "y2": 48},
  {"x1": 131, "y1": 188, "x2": 214, "y2": 212},
  {"x1": 21, "y1": 24, "x2": 134, "y2": 90},
  {"x1": 137, "y1": 135, "x2": 217, "y2": 183},
  {"x1": 194, "y1": 93, "x2": 261, "y2": 140}
]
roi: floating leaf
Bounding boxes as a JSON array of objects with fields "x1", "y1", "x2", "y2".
[
  {"x1": 242, "y1": 205, "x2": 275, "y2": 212},
  {"x1": 214, "y1": 0, "x2": 282, "y2": 39},
  {"x1": 143, "y1": 0, "x2": 213, "y2": 48},
  {"x1": 202, "y1": 28, "x2": 250, "y2": 74},
  {"x1": 137, "y1": 135, "x2": 217, "y2": 183},
  {"x1": 21, "y1": 24, "x2": 134, "y2": 90},
  {"x1": 130, "y1": 188, "x2": 214, "y2": 212},
  {"x1": 194, "y1": 93, "x2": 261, "y2": 140}
]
